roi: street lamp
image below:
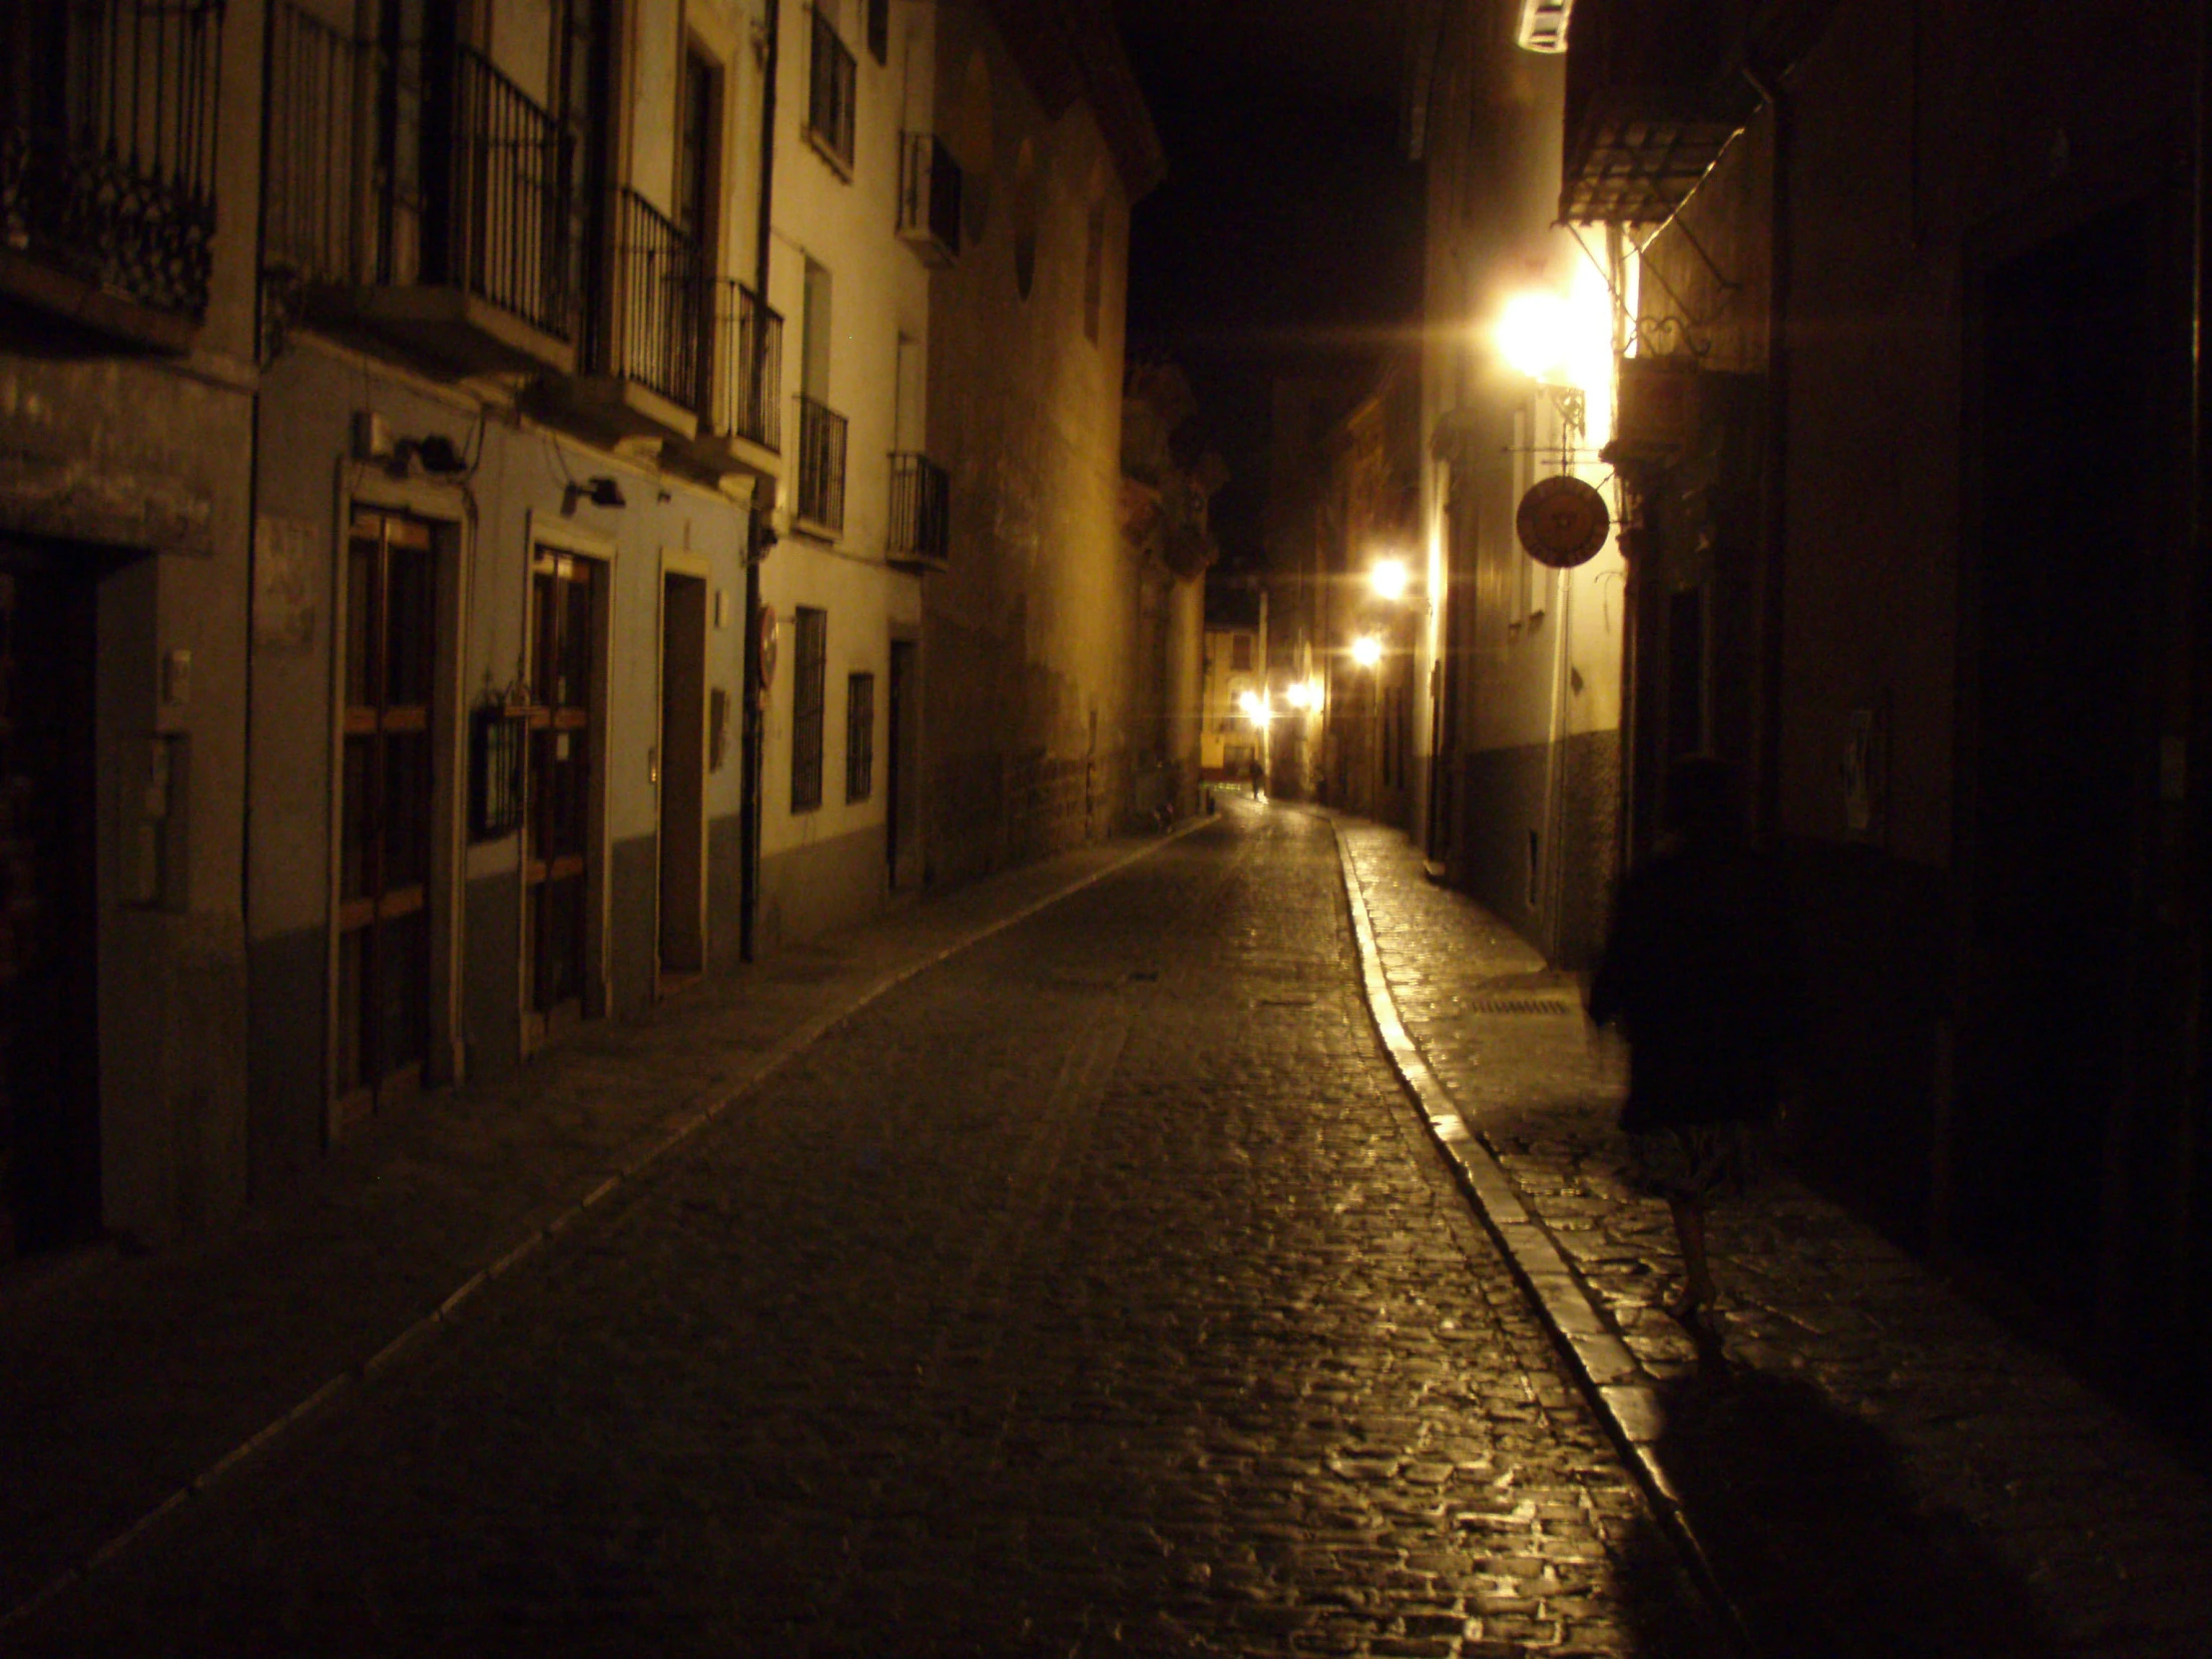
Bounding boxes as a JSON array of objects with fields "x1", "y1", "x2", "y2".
[
  {"x1": 1351, "y1": 634, "x2": 1383, "y2": 670},
  {"x1": 1369, "y1": 557, "x2": 1410, "y2": 603}
]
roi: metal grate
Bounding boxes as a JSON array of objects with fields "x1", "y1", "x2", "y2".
[{"x1": 1468, "y1": 997, "x2": 1579, "y2": 1016}]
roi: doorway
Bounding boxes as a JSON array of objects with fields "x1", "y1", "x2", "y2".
[
  {"x1": 524, "y1": 547, "x2": 606, "y2": 1044},
  {"x1": 0, "y1": 541, "x2": 100, "y2": 1256},
  {"x1": 658, "y1": 568, "x2": 708, "y2": 988},
  {"x1": 1959, "y1": 199, "x2": 2156, "y2": 1319},
  {"x1": 886, "y1": 638, "x2": 919, "y2": 886},
  {"x1": 333, "y1": 510, "x2": 440, "y2": 1134}
]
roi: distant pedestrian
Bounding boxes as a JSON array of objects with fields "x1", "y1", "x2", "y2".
[
  {"x1": 1248, "y1": 753, "x2": 1266, "y2": 801},
  {"x1": 1587, "y1": 757, "x2": 1800, "y2": 1322}
]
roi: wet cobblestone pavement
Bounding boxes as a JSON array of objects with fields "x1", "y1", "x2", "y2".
[
  {"x1": 10, "y1": 809, "x2": 1721, "y2": 1658},
  {"x1": 1339, "y1": 819, "x2": 2212, "y2": 1659}
]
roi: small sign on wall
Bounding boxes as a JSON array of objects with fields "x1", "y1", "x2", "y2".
[{"x1": 253, "y1": 515, "x2": 317, "y2": 652}]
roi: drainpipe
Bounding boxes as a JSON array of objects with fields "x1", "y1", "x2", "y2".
[{"x1": 739, "y1": 0, "x2": 780, "y2": 961}]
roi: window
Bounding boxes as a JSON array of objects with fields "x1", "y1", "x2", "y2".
[
  {"x1": 845, "y1": 672, "x2": 875, "y2": 802},
  {"x1": 866, "y1": 0, "x2": 887, "y2": 65},
  {"x1": 674, "y1": 46, "x2": 717, "y2": 245},
  {"x1": 1231, "y1": 633, "x2": 1254, "y2": 673},
  {"x1": 791, "y1": 607, "x2": 828, "y2": 811},
  {"x1": 807, "y1": 4, "x2": 856, "y2": 174}
]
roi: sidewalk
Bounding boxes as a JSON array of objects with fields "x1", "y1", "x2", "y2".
[
  {"x1": 1336, "y1": 818, "x2": 2212, "y2": 1659},
  {"x1": 0, "y1": 830, "x2": 1197, "y2": 1630}
]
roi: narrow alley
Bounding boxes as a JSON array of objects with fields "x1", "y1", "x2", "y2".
[{"x1": 9, "y1": 808, "x2": 2209, "y2": 1657}]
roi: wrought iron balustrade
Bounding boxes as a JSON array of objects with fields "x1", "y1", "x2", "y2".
[
  {"x1": 596, "y1": 187, "x2": 703, "y2": 407},
  {"x1": 795, "y1": 394, "x2": 847, "y2": 532},
  {"x1": 888, "y1": 452, "x2": 950, "y2": 565},
  {"x1": 265, "y1": 1, "x2": 366, "y2": 287},
  {"x1": 897, "y1": 133, "x2": 961, "y2": 260},
  {"x1": 709, "y1": 278, "x2": 782, "y2": 451},
  {"x1": 807, "y1": 8, "x2": 856, "y2": 174},
  {"x1": 263, "y1": 9, "x2": 575, "y2": 344},
  {"x1": 441, "y1": 47, "x2": 572, "y2": 337},
  {"x1": 0, "y1": 0, "x2": 225, "y2": 321}
]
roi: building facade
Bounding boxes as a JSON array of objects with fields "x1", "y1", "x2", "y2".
[
  {"x1": 1, "y1": 0, "x2": 1163, "y2": 1260},
  {"x1": 1404, "y1": 0, "x2": 2212, "y2": 1413},
  {"x1": 2, "y1": 1, "x2": 262, "y2": 1250},
  {"x1": 1406, "y1": 0, "x2": 1628, "y2": 967}
]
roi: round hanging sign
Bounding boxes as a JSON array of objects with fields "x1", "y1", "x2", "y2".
[
  {"x1": 757, "y1": 602, "x2": 779, "y2": 689},
  {"x1": 1515, "y1": 475, "x2": 1611, "y2": 569}
]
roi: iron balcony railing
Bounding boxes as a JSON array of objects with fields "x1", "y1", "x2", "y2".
[
  {"x1": 807, "y1": 8, "x2": 856, "y2": 174},
  {"x1": 595, "y1": 187, "x2": 703, "y2": 407},
  {"x1": 0, "y1": 0, "x2": 226, "y2": 320},
  {"x1": 435, "y1": 47, "x2": 573, "y2": 338},
  {"x1": 795, "y1": 394, "x2": 847, "y2": 531},
  {"x1": 888, "y1": 453, "x2": 950, "y2": 564},
  {"x1": 896, "y1": 133, "x2": 961, "y2": 258},
  {"x1": 263, "y1": 8, "x2": 576, "y2": 342},
  {"x1": 709, "y1": 278, "x2": 782, "y2": 451},
  {"x1": 264, "y1": 1, "x2": 365, "y2": 286}
]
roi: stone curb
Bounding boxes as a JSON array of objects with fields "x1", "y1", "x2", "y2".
[
  {"x1": 0, "y1": 818, "x2": 1215, "y2": 1637},
  {"x1": 1331, "y1": 821, "x2": 1755, "y2": 1657}
]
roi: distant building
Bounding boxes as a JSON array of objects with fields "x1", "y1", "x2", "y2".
[{"x1": 1198, "y1": 585, "x2": 1265, "y2": 787}]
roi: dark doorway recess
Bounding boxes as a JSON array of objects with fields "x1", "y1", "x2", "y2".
[
  {"x1": 1958, "y1": 200, "x2": 2156, "y2": 1327},
  {"x1": 886, "y1": 639, "x2": 920, "y2": 887},
  {"x1": 0, "y1": 540, "x2": 101, "y2": 1256}
]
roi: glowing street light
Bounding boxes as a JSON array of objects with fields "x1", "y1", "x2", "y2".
[
  {"x1": 1370, "y1": 557, "x2": 1410, "y2": 603},
  {"x1": 1496, "y1": 289, "x2": 1574, "y2": 380},
  {"x1": 1237, "y1": 689, "x2": 1270, "y2": 723},
  {"x1": 1351, "y1": 635, "x2": 1383, "y2": 670}
]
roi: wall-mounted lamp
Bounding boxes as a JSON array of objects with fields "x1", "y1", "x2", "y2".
[
  {"x1": 1370, "y1": 557, "x2": 1411, "y2": 603},
  {"x1": 1351, "y1": 635, "x2": 1383, "y2": 670},
  {"x1": 564, "y1": 475, "x2": 627, "y2": 513},
  {"x1": 1237, "y1": 690, "x2": 1271, "y2": 724}
]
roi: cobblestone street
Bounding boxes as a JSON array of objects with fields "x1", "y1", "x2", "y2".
[{"x1": 10, "y1": 809, "x2": 1717, "y2": 1658}]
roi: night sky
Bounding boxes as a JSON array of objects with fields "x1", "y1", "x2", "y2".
[{"x1": 1112, "y1": 3, "x2": 1425, "y2": 570}]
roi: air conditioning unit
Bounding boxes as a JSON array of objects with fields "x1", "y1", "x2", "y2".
[{"x1": 1517, "y1": 0, "x2": 1573, "y2": 53}]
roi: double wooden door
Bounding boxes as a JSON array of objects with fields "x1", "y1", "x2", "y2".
[
  {"x1": 335, "y1": 511, "x2": 437, "y2": 1132},
  {"x1": 525, "y1": 550, "x2": 602, "y2": 1034}
]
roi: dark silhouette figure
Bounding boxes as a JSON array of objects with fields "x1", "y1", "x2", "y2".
[{"x1": 1588, "y1": 757, "x2": 1799, "y2": 1321}]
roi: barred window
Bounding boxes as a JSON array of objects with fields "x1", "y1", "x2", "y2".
[
  {"x1": 791, "y1": 607, "x2": 828, "y2": 812},
  {"x1": 845, "y1": 672, "x2": 875, "y2": 803}
]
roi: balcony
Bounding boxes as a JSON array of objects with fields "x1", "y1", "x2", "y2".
[
  {"x1": 886, "y1": 453, "x2": 950, "y2": 572},
  {"x1": 896, "y1": 134, "x2": 962, "y2": 268},
  {"x1": 806, "y1": 8, "x2": 857, "y2": 179},
  {"x1": 0, "y1": 2, "x2": 225, "y2": 351},
  {"x1": 674, "y1": 278, "x2": 783, "y2": 496},
  {"x1": 794, "y1": 394, "x2": 847, "y2": 535},
  {"x1": 1558, "y1": 0, "x2": 1762, "y2": 226},
  {"x1": 548, "y1": 188, "x2": 703, "y2": 443},
  {"x1": 265, "y1": 8, "x2": 577, "y2": 376}
]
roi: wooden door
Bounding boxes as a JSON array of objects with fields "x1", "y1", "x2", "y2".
[
  {"x1": 334, "y1": 511, "x2": 437, "y2": 1134},
  {"x1": 525, "y1": 550, "x2": 601, "y2": 1035}
]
